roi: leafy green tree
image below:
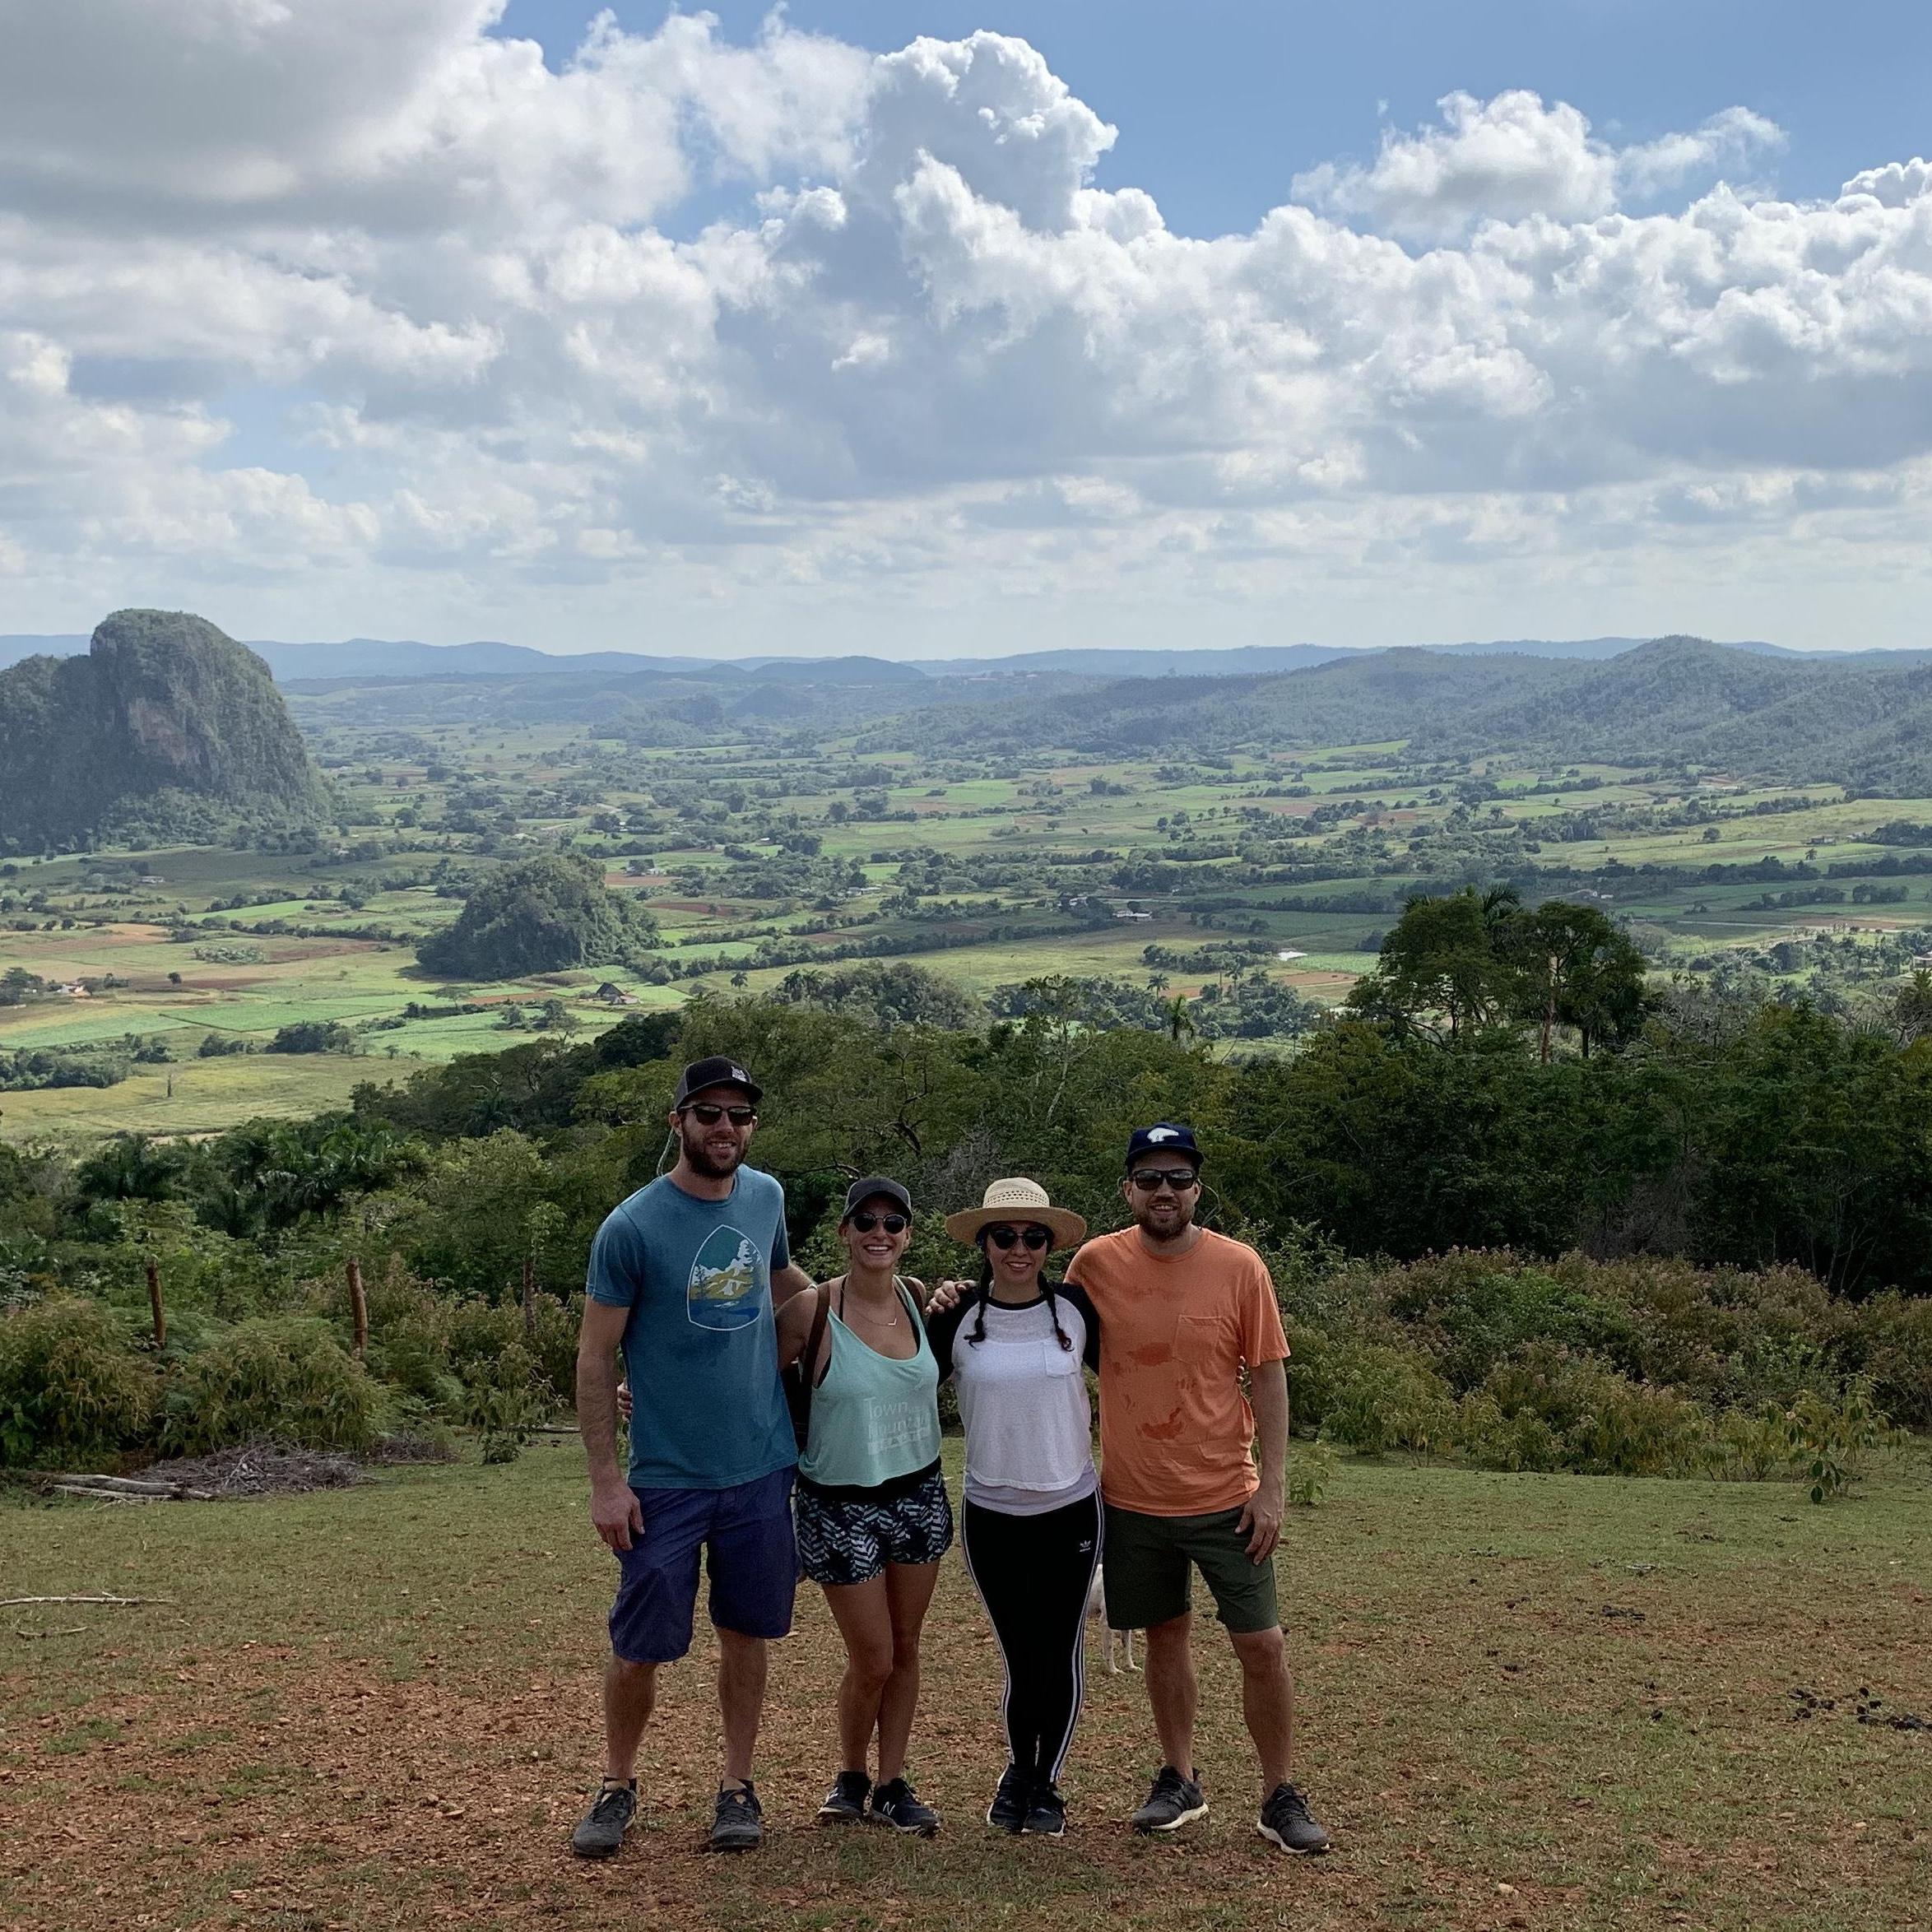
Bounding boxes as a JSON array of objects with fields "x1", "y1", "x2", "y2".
[
  {"x1": 1347, "y1": 887, "x2": 1526, "y2": 1045},
  {"x1": 1507, "y1": 901, "x2": 1656, "y2": 1060},
  {"x1": 417, "y1": 852, "x2": 659, "y2": 980}
]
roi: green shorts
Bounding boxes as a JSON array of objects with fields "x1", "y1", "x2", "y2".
[{"x1": 1102, "y1": 1499, "x2": 1279, "y2": 1634}]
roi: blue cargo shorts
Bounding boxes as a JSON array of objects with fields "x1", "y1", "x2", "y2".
[{"x1": 609, "y1": 1465, "x2": 797, "y2": 1665}]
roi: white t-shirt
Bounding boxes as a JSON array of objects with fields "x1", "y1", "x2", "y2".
[{"x1": 930, "y1": 1286, "x2": 1100, "y2": 1516}]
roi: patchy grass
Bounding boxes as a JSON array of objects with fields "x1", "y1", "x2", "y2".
[{"x1": 2, "y1": 1444, "x2": 1928, "y2": 1930}]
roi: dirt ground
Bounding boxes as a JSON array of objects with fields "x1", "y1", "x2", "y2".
[{"x1": 4, "y1": 1446, "x2": 1928, "y2": 1932}]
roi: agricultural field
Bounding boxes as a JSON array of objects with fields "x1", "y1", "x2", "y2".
[
  {"x1": 7, "y1": 702, "x2": 1932, "y2": 1140},
  {"x1": 4, "y1": 1442, "x2": 1928, "y2": 1932}
]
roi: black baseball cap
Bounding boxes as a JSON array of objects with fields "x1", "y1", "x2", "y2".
[
  {"x1": 673, "y1": 1056, "x2": 763, "y2": 1108},
  {"x1": 843, "y1": 1176, "x2": 913, "y2": 1220},
  {"x1": 1124, "y1": 1122, "x2": 1201, "y2": 1170}
]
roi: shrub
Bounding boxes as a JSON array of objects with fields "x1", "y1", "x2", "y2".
[
  {"x1": 0, "y1": 1298, "x2": 155, "y2": 1466},
  {"x1": 460, "y1": 1340, "x2": 551, "y2": 1463},
  {"x1": 1287, "y1": 1438, "x2": 1335, "y2": 1507},
  {"x1": 160, "y1": 1317, "x2": 378, "y2": 1456},
  {"x1": 1783, "y1": 1385, "x2": 1889, "y2": 1504},
  {"x1": 1464, "y1": 1345, "x2": 1713, "y2": 1477},
  {"x1": 1849, "y1": 1292, "x2": 1932, "y2": 1429},
  {"x1": 1289, "y1": 1325, "x2": 1456, "y2": 1456},
  {"x1": 1382, "y1": 1253, "x2": 1641, "y2": 1392}
]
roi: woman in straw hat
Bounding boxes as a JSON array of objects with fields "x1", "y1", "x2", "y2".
[{"x1": 926, "y1": 1178, "x2": 1100, "y2": 1840}]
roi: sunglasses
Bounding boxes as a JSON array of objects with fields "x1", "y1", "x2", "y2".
[
  {"x1": 1128, "y1": 1168, "x2": 1200, "y2": 1191},
  {"x1": 848, "y1": 1210, "x2": 908, "y2": 1235},
  {"x1": 682, "y1": 1102, "x2": 757, "y2": 1126},
  {"x1": 987, "y1": 1225, "x2": 1052, "y2": 1252}
]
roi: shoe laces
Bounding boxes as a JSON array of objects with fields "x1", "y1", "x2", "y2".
[
  {"x1": 718, "y1": 1781, "x2": 759, "y2": 1814},
  {"x1": 590, "y1": 1783, "x2": 634, "y2": 1822},
  {"x1": 1266, "y1": 1781, "x2": 1309, "y2": 1818},
  {"x1": 1152, "y1": 1764, "x2": 1191, "y2": 1796}
]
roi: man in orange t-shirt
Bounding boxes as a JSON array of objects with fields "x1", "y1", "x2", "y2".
[{"x1": 1064, "y1": 1123, "x2": 1329, "y2": 1855}]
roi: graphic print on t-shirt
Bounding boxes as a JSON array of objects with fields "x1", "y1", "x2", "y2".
[{"x1": 685, "y1": 1224, "x2": 765, "y2": 1330}]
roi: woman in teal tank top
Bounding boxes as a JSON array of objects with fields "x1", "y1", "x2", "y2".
[{"x1": 779, "y1": 1176, "x2": 950, "y2": 1835}]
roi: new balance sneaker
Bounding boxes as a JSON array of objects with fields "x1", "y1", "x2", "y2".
[
  {"x1": 871, "y1": 1776, "x2": 940, "y2": 1836},
  {"x1": 710, "y1": 1781, "x2": 763, "y2": 1851},
  {"x1": 569, "y1": 1780, "x2": 637, "y2": 1859},
  {"x1": 817, "y1": 1770, "x2": 871, "y2": 1823},
  {"x1": 986, "y1": 1762, "x2": 1029, "y2": 1833},
  {"x1": 1256, "y1": 1781, "x2": 1331, "y2": 1855},
  {"x1": 1130, "y1": 1765, "x2": 1208, "y2": 1834},
  {"x1": 1022, "y1": 1781, "x2": 1066, "y2": 1837}
]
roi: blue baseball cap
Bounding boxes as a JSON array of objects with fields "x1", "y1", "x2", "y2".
[{"x1": 1124, "y1": 1122, "x2": 1201, "y2": 1170}]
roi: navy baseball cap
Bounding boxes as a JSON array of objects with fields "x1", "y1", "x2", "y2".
[
  {"x1": 1124, "y1": 1122, "x2": 1201, "y2": 1170},
  {"x1": 673, "y1": 1056, "x2": 763, "y2": 1107},
  {"x1": 843, "y1": 1176, "x2": 913, "y2": 1219}
]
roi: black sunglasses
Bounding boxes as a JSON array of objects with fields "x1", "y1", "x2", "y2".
[
  {"x1": 987, "y1": 1225, "x2": 1051, "y2": 1252},
  {"x1": 682, "y1": 1102, "x2": 757, "y2": 1126},
  {"x1": 848, "y1": 1210, "x2": 908, "y2": 1235},
  {"x1": 1128, "y1": 1168, "x2": 1200, "y2": 1191}
]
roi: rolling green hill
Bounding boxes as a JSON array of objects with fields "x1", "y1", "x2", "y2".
[{"x1": 0, "y1": 610, "x2": 333, "y2": 852}]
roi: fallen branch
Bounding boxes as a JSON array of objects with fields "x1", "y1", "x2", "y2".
[
  {"x1": 46, "y1": 1474, "x2": 202, "y2": 1497},
  {"x1": 13, "y1": 1626, "x2": 86, "y2": 1639},
  {"x1": 45, "y1": 1475, "x2": 218, "y2": 1502},
  {"x1": 0, "y1": 1593, "x2": 176, "y2": 1609},
  {"x1": 51, "y1": 1484, "x2": 156, "y2": 1506}
]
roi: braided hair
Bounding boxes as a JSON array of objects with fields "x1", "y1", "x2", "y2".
[{"x1": 967, "y1": 1233, "x2": 1073, "y2": 1352}]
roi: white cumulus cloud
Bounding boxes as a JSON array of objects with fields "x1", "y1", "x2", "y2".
[{"x1": 0, "y1": 2, "x2": 1927, "y2": 652}]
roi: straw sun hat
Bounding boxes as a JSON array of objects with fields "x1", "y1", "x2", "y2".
[{"x1": 943, "y1": 1177, "x2": 1087, "y2": 1251}]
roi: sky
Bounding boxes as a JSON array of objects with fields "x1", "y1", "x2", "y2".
[{"x1": 3, "y1": 1, "x2": 1932, "y2": 657}]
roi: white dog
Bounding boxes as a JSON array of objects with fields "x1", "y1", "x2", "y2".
[{"x1": 1085, "y1": 1563, "x2": 1139, "y2": 1674}]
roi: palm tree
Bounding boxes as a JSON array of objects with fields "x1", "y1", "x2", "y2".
[{"x1": 1164, "y1": 994, "x2": 1196, "y2": 1043}]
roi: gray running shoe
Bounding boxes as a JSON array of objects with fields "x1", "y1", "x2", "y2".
[
  {"x1": 818, "y1": 1770, "x2": 871, "y2": 1823},
  {"x1": 569, "y1": 1781, "x2": 637, "y2": 1859},
  {"x1": 986, "y1": 1762, "x2": 1029, "y2": 1833},
  {"x1": 1022, "y1": 1781, "x2": 1066, "y2": 1837},
  {"x1": 711, "y1": 1781, "x2": 763, "y2": 1851},
  {"x1": 1256, "y1": 1781, "x2": 1331, "y2": 1855},
  {"x1": 1131, "y1": 1765, "x2": 1207, "y2": 1833},
  {"x1": 871, "y1": 1776, "x2": 940, "y2": 1836}
]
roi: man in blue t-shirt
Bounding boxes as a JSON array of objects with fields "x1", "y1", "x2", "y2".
[{"x1": 570, "y1": 1055, "x2": 815, "y2": 1858}]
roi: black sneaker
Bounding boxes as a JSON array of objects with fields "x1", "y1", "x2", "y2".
[
  {"x1": 818, "y1": 1770, "x2": 871, "y2": 1823},
  {"x1": 871, "y1": 1776, "x2": 940, "y2": 1836},
  {"x1": 569, "y1": 1780, "x2": 637, "y2": 1859},
  {"x1": 1256, "y1": 1781, "x2": 1331, "y2": 1855},
  {"x1": 711, "y1": 1781, "x2": 763, "y2": 1852},
  {"x1": 986, "y1": 1762, "x2": 1029, "y2": 1833},
  {"x1": 1131, "y1": 1764, "x2": 1207, "y2": 1834},
  {"x1": 1023, "y1": 1781, "x2": 1066, "y2": 1837}
]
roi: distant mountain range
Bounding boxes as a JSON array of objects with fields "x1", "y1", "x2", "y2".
[
  {"x1": 6, "y1": 631, "x2": 1911, "y2": 684},
  {"x1": 11, "y1": 619, "x2": 1932, "y2": 795}
]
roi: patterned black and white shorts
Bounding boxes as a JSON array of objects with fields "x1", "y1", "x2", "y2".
[{"x1": 796, "y1": 1466, "x2": 954, "y2": 1587}]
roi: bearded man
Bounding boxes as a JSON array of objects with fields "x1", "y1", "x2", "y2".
[
  {"x1": 570, "y1": 1057, "x2": 815, "y2": 1857},
  {"x1": 1065, "y1": 1122, "x2": 1331, "y2": 1855}
]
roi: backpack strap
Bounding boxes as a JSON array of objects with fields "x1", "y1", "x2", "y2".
[
  {"x1": 787, "y1": 1283, "x2": 833, "y2": 1452},
  {"x1": 804, "y1": 1282, "x2": 832, "y2": 1384}
]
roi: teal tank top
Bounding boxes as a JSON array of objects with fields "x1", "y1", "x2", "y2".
[{"x1": 799, "y1": 1279, "x2": 942, "y2": 1491}]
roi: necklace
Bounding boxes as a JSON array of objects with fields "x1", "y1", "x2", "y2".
[{"x1": 838, "y1": 1278, "x2": 902, "y2": 1328}]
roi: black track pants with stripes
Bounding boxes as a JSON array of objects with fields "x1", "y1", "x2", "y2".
[{"x1": 959, "y1": 1490, "x2": 1103, "y2": 1786}]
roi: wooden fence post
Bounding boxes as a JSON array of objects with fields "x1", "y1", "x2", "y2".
[
  {"x1": 144, "y1": 1257, "x2": 166, "y2": 1349},
  {"x1": 522, "y1": 1254, "x2": 536, "y2": 1342},
  {"x1": 346, "y1": 1258, "x2": 369, "y2": 1358}
]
